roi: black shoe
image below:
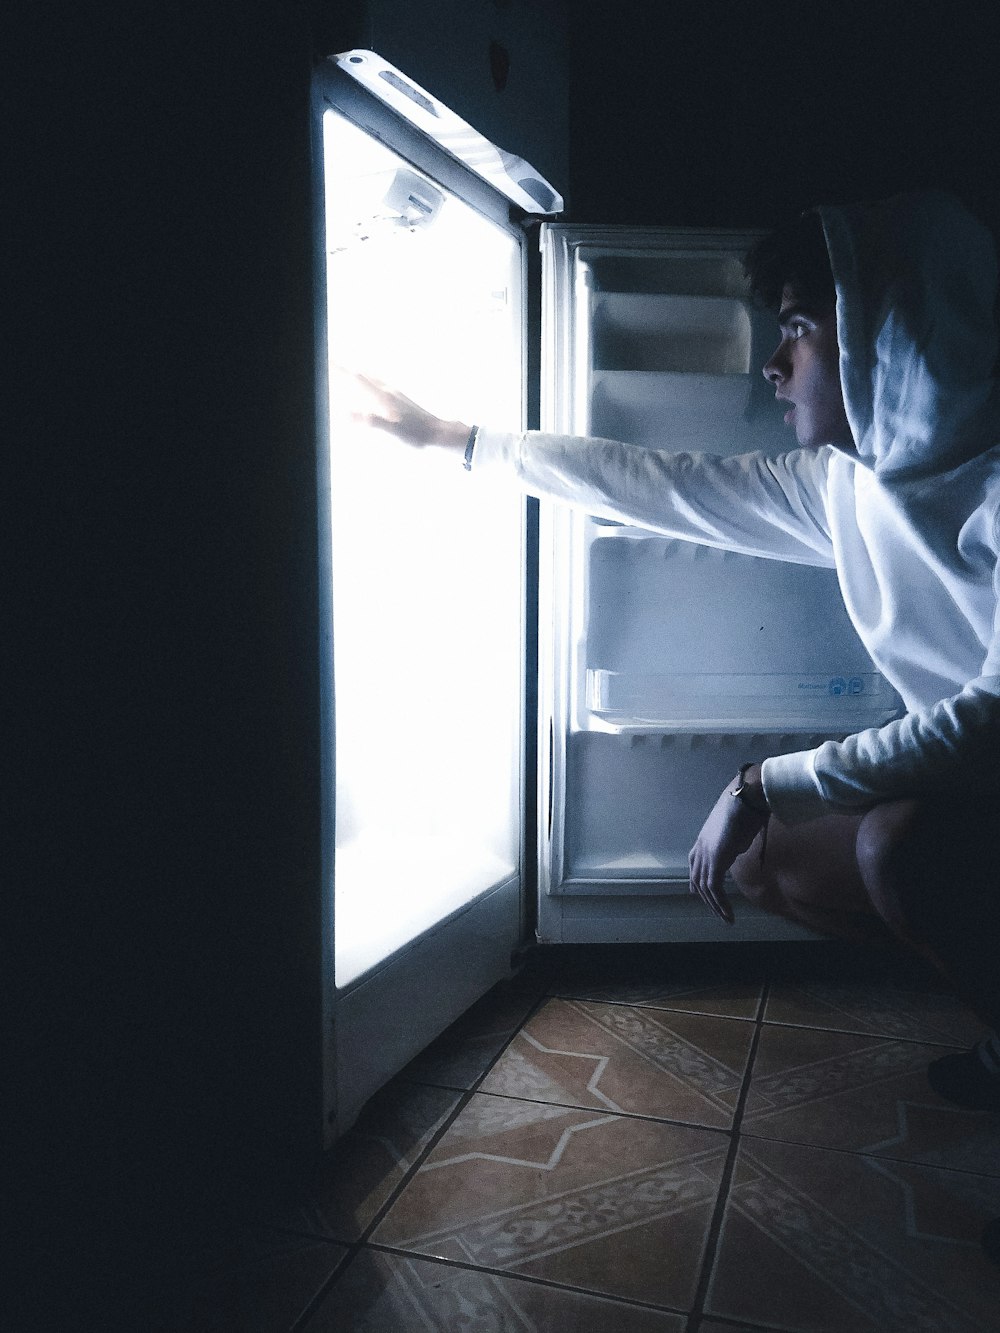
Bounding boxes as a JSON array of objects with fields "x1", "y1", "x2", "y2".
[
  {"x1": 983, "y1": 1218, "x2": 1000, "y2": 1268},
  {"x1": 926, "y1": 1045, "x2": 1000, "y2": 1112}
]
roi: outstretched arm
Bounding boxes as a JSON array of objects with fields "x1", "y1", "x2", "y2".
[
  {"x1": 346, "y1": 372, "x2": 470, "y2": 458},
  {"x1": 344, "y1": 373, "x2": 839, "y2": 566}
]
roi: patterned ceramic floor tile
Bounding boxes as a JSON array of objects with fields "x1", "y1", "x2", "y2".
[
  {"x1": 706, "y1": 1136, "x2": 1000, "y2": 1332},
  {"x1": 156, "y1": 1233, "x2": 348, "y2": 1333},
  {"x1": 373, "y1": 1090, "x2": 728, "y2": 1310},
  {"x1": 553, "y1": 977, "x2": 764, "y2": 1021},
  {"x1": 743, "y1": 1024, "x2": 1000, "y2": 1175},
  {"x1": 480, "y1": 997, "x2": 753, "y2": 1128},
  {"x1": 265, "y1": 1081, "x2": 462, "y2": 1243},
  {"x1": 303, "y1": 1248, "x2": 688, "y2": 1331},
  {"x1": 403, "y1": 970, "x2": 549, "y2": 1090},
  {"x1": 764, "y1": 979, "x2": 985, "y2": 1046}
]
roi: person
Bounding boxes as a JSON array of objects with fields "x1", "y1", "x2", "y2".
[{"x1": 351, "y1": 190, "x2": 1000, "y2": 1262}]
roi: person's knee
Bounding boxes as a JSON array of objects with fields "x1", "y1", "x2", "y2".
[{"x1": 855, "y1": 800, "x2": 927, "y2": 934}]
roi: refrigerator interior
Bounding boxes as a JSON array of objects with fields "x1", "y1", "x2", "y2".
[
  {"x1": 321, "y1": 109, "x2": 525, "y2": 987},
  {"x1": 538, "y1": 231, "x2": 902, "y2": 913}
]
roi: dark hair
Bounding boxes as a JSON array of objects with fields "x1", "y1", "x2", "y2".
[{"x1": 743, "y1": 210, "x2": 835, "y2": 313}]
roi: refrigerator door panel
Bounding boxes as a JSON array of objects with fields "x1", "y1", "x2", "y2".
[
  {"x1": 537, "y1": 225, "x2": 902, "y2": 943},
  {"x1": 315, "y1": 66, "x2": 533, "y2": 1139}
]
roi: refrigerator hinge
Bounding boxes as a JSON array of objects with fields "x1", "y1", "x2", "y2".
[{"x1": 509, "y1": 940, "x2": 537, "y2": 971}]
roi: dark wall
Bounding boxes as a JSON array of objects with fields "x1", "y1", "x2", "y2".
[
  {"x1": 568, "y1": 0, "x2": 1000, "y2": 236},
  {"x1": 13, "y1": 5, "x2": 569, "y2": 1309},
  {"x1": 12, "y1": 2, "x2": 325, "y2": 1303}
]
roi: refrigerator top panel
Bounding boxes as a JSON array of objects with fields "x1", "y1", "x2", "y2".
[{"x1": 334, "y1": 51, "x2": 563, "y2": 217}]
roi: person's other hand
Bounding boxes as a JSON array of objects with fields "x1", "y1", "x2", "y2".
[
  {"x1": 340, "y1": 370, "x2": 470, "y2": 456},
  {"x1": 688, "y1": 779, "x2": 769, "y2": 924}
]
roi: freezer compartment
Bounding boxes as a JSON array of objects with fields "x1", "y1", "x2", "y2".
[{"x1": 559, "y1": 729, "x2": 837, "y2": 888}]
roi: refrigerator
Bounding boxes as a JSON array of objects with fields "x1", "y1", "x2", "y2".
[{"x1": 315, "y1": 51, "x2": 902, "y2": 1139}]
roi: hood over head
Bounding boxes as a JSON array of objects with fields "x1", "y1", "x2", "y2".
[{"x1": 817, "y1": 190, "x2": 1000, "y2": 479}]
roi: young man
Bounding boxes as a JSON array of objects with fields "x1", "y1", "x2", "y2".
[{"x1": 353, "y1": 191, "x2": 1000, "y2": 1258}]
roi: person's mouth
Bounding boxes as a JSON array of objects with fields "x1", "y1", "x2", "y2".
[{"x1": 784, "y1": 406, "x2": 796, "y2": 426}]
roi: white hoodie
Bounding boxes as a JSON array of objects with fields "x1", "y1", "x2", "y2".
[{"x1": 471, "y1": 191, "x2": 1000, "y2": 824}]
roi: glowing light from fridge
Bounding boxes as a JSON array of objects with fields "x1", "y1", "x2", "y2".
[{"x1": 323, "y1": 110, "x2": 524, "y2": 987}]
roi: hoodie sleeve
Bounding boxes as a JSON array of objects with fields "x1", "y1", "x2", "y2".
[
  {"x1": 761, "y1": 539, "x2": 1000, "y2": 822},
  {"x1": 472, "y1": 429, "x2": 837, "y2": 565}
]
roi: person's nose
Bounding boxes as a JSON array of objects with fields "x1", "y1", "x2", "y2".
[{"x1": 763, "y1": 342, "x2": 787, "y2": 386}]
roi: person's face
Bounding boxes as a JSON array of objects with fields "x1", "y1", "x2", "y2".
[{"x1": 762, "y1": 285, "x2": 854, "y2": 450}]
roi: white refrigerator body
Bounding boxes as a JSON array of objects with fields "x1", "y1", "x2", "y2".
[
  {"x1": 535, "y1": 224, "x2": 902, "y2": 944},
  {"x1": 315, "y1": 54, "x2": 903, "y2": 1140}
]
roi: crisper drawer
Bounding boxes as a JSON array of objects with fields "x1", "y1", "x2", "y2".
[{"x1": 588, "y1": 668, "x2": 895, "y2": 732}]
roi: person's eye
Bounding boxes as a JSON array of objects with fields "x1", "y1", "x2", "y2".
[{"x1": 789, "y1": 321, "x2": 807, "y2": 340}]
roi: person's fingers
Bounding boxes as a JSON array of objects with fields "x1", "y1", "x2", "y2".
[
  {"x1": 708, "y1": 879, "x2": 734, "y2": 924},
  {"x1": 353, "y1": 412, "x2": 404, "y2": 439},
  {"x1": 702, "y1": 856, "x2": 731, "y2": 920},
  {"x1": 690, "y1": 846, "x2": 733, "y2": 923}
]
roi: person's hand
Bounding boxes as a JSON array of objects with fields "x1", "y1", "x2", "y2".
[
  {"x1": 341, "y1": 370, "x2": 470, "y2": 457},
  {"x1": 688, "y1": 775, "x2": 769, "y2": 924}
]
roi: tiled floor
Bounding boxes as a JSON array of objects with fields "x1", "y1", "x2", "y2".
[{"x1": 153, "y1": 944, "x2": 1000, "y2": 1331}]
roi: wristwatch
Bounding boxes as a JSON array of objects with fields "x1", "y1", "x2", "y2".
[{"x1": 732, "y1": 762, "x2": 771, "y2": 864}]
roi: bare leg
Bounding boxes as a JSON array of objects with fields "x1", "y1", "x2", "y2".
[
  {"x1": 854, "y1": 797, "x2": 1000, "y2": 1031},
  {"x1": 730, "y1": 810, "x2": 892, "y2": 946},
  {"x1": 731, "y1": 796, "x2": 1000, "y2": 1030}
]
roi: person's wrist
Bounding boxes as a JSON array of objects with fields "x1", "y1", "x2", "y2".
[
  {"x1": 732, "y1": 762, "x2": 769, "y2": 814},
  {"x1": 438, "y1": 419, "x2": 473, "y2": 455}
]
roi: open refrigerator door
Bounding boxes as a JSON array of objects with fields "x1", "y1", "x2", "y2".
[{"x1": 316, "y1": 54, "x2": 560, "y2": 1135}]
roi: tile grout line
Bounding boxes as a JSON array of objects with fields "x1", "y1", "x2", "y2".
[
  {"x1": 287, "y1": 1062, "x2": 486, "y2": 1328},
  {"x1": 686, "y1": 977, "x2": 771, "y2": 1333},
  {"x1": 291, "y1": 967, "x2": 981, "y2": 1330},
  {"x1": 288, "y1": 976, "x2": 555, "y2": 1331},
  {"x1": 363, "y1": 1240, "x2": 693, "y2": 1318},
  {"x1": 467, "y1": 982, "x2": 554, "y2": 1093},
  {"x1": 731, "y1": 1128, "x2": 1000, "y2": 1179},
  {"x1": 359, "y1": 978, "x2": 553, "y2": 1234},
  {"x1": 552, "y1": 993, "x2": 760, "y2": 1020},
  {"x1": 760, "y1": 1016, "x2": 977, "y2": 1048},
  {"x1": 434, "y1": 1083, "x2": 741, "y2": 1135},
  {"x1": 289, "y1": 970, "x2": 988, "y2": 1331}
]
